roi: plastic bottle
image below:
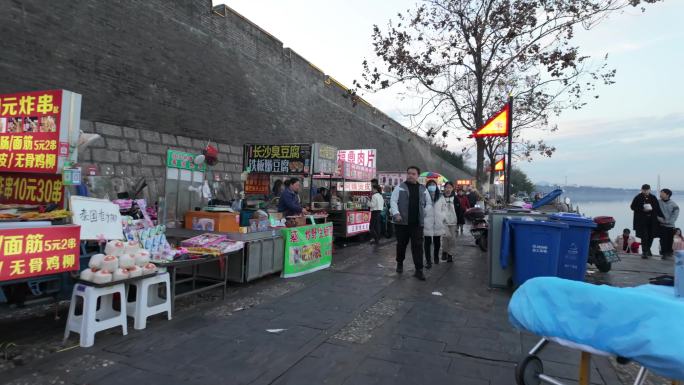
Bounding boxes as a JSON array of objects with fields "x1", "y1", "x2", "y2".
[{"x1": 675, "y1": 250, "x2": 684, "y2": 297}]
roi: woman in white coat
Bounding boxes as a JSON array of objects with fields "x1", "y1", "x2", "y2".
[
  {"x1": 424, "y1": 180, "x2": 447, "y2": 268},
  {"x1": 440, "y1": 182, "x2": 458, "y2": 262}
]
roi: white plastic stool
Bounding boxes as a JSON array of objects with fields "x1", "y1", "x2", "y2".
[
  {"x1": 126, "y1": 272, "x2": 172, "y2": 330},
  {"x1": 63, "y1": 283, "x2": 128, "y2": 347}
]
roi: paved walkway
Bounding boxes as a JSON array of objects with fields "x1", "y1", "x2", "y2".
[{"x1": 0, "y1": 235, "x2": 672, "y2": 385}]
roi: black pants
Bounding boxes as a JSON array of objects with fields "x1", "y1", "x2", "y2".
[
  {"x1": 660, "y1": 226, "x2": 674, "y2": 256},
  {"x1": 370, "y1": 210, "x2": 382, "y2": 242},
  {"x1": 424, "y1": 236, "x2": 441, "y2": 264},
  {"x1": 395, "y1": 224, "x2": 424, "y2": 271},
  {"x1": 641, "y1": 227, "x2": 656, "y2": 254}
]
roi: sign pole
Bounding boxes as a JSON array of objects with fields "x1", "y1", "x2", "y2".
[{"x1": 505, "y1": 96, "x2": 513, "y2": 204}]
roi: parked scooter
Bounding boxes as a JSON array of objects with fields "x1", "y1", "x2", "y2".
[
  {"x1": 588, "y1": 216, "x2": 620, "y2": 272},
  {"x1": 465, "y1": 207, "x2": 488, "y2": 252}
]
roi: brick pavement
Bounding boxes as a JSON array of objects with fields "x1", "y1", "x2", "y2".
[{"x1": 0, "y1": 236, "x2": 673, "y2": 385}]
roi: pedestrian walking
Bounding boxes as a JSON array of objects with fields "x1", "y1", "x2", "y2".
[
  {"x1": 439, "y1": 182, "x2": 458, "y2": 262},
  {"x1": 423, "y1": 180, "x2": 447, "y2": 268},
  {"x1": 673, "y1": 228, "x2": 684, "y2": 251},
  {"x1": 456, "y1": 189, "x2": 471, "y2": 234},
  {"x1": 630, "y1": 184, "x2": 662, "y2": 258},
  {"x1": 466, "y1": 186, "x2": 479, "y2": 208},
  {"x1": 390, "y1": 166, "x2": 432, "y2": 281},
  {"x1": 368, "y1": 184, "x2": 384, "y2": 244},
  {"x1": 657, "y1": 188, "x2": 679, "y2": 260}
]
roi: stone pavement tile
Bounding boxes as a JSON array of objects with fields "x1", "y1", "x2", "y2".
[
  {"x1": 271, "y1": 343, "x2": 361, "y2": 385},
  {"x1": 356, "y1": 356, "x2": 402, "y2": 377},
  {"x1": 542, "y1": 360, "x2": 604, "y2": 385},
  {"x1": 342, "y1": 373, "x2": 384, "y2": 385},
  {"x1": 392, "y1": 335, "x2": 446, "y2": 354},
  {"x1": 270, "y1": 308, "x2": 341, "y2": 330},
  {"x1": 81, "y1": 363, "x2": 194, "y2": 385},
  {"x1": 393, "y1": 365, "x2": 488, "y2": 385},
  {"x1": 448, "y1": 355, "x2": 516, "y2": 384},
  {"x1": 368, "y1": 346, "x2": 451, "y2": 372},
  {"x1": 390, "y1": 318, "x2": 461, "y2": 346},
  {"x1": 454, "y1": 332, "x2": 523, "y2": 356}
]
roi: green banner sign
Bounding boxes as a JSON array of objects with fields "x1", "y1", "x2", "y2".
[
  {"x1": 166, "y1": 149, "x2": 206, "y2": 171},
  {"x1": 281, "y1": 222, "x2": 333, "y2": 278}
]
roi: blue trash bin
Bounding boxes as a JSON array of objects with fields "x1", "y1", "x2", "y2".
[
  {"x1": 549, "y1": 213, "x2": 597, "y2": 281},
  {"x1": 503, "y1": 219, "x2": 568, "y2": 286}
]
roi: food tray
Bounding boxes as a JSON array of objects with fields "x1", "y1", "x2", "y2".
[{"x1": 75, "y1": 272, "x2": 158, "y2": 288}]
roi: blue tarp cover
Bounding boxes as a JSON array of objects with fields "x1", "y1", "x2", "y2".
[{"x1": 509, "y1": 277, "x2": 684, "y2": 380}]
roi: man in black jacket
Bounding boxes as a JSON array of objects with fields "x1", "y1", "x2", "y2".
[{"x1": 630, "y1": 184, "x2": 662, "y2": 258}]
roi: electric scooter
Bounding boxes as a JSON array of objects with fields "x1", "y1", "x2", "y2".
[
  {"x1": 588, "y1": 216, "x2": 620, "y2": 272},
  {"x1": 465, "y1": 207, "x2": 488, "y2": 252}
]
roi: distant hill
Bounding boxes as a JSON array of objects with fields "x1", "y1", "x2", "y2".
[{"x1": 535, "y1": 185, "x2": 683, "y2": 203}]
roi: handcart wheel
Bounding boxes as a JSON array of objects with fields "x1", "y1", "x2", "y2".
[{"x1": 515, "y1": 355, "x2": 543, "y2": 385}]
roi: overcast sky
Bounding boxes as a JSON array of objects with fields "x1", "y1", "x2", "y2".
[{"x1": 221, "y1": 1, "x2": 684, "y2": 189}]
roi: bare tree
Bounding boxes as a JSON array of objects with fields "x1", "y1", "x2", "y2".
[{"x1": 358, "y1": 0, "x2": 660, "y2": 185}]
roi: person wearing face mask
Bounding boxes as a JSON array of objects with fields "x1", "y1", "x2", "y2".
[
  {"x1": 439, "y1": 182, "x2": 458, "y2": 262},
  {"x1": 423, "y1": 180, "x2": 447, "y2": 268}
]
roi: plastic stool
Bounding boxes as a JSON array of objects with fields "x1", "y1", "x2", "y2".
[
  {"x1": 126, "y1": 273, "x2": 172, "y2": 330},
  {"x1": 63, "y1": 283, "x2": 128, "y2": 347}
]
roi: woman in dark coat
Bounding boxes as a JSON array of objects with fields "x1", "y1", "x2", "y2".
[{"x1": 630, "y1": 184, "x2": 662, "y2": 258}]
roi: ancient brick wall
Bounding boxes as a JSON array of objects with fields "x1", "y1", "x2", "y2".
[{"x1": 1, "y1": 0, "x2": 470, "y2": 201}]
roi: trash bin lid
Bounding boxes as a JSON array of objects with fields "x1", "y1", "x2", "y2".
[
  {"x1": 549, "y1": 213, "x2": 597, "y2": 228},
  {"x1": 508, "y1": 218, "x2": 569, "y2": 229}
]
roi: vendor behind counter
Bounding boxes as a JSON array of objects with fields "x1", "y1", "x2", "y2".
[{"x1": 277, "y1": 177, "x2": 309, "y2": 216}]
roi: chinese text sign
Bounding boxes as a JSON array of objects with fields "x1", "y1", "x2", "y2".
[{"x1": 0, "y1": 225, "x2": 81, "y2": 281}]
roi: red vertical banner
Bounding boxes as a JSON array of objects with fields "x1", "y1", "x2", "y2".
[
  {"x1": 0, "y1": 225, "x2": 81, "y2": 281},
  {"x1": 0, "y1": 90, "x2": 64, "y2": 174}
]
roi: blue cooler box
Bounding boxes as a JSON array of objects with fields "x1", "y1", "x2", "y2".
[
  {"x1": 504, "y1": 219, "x2": 568, "y2": 286},
  {"x1": 549, "y1": 213, "x2": 597, "y2": 281}
]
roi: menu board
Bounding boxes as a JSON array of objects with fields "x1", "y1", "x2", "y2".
[
  {"x1": 0, "y1": 173, "x2": 65, "y2": 207},
  {"x1": 337, "y1": 149, "x2": 376, "y2": 169},
  {"x1": 0, "y1": 225, "x2": 81, "y2": 281},
  {"x1": 244, "y1": 144, "x2": 312, "y2": 174},
  {"x1": 244, "y1": 174, "x2": 270, "y2": 195},
  {"x1": 0, "y1": 90, "x2": 81, "y2": 174},
  {"x1": 336, "y1": 160, "x2": 375, "y2": 181},
  {"x1": 281, "y1": 222, "x2": 333, "y2": 278},
  {"x1": 346, "y1": 211, "x2": 371, "y2": 236},
  {"x1": 312, "y1": 143, "x2": 338, "y2": 174}
]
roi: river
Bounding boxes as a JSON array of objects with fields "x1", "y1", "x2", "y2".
[{"x1": 573, "y1": 200, "x2": 632, "y2": 239}]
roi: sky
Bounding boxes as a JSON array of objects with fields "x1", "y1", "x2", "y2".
[{"x1": 219, "y1": 1, "x2": 684, "y2": 190}]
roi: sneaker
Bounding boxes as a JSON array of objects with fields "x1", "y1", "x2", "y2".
[
  {"x1": 396, "y1": 264, "x2": 403, "y2": 273},
  {"x1": 425, "y1": 262, "x2": 432, "y2": 269},
  {"x1": 447, "y1": 255, "x2": 453, "y2": 263},
  {"x1": 441, "y1": 252, "x2": 448, "y2": 261},
  {"x1": 414, "y1": 270, "x2": 426, "y2": 281}
]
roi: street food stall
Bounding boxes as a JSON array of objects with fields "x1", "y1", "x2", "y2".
[
  {"x1": 312, "y1": 149, "x2": 376, "y2": 239},
  {"x1": 236, "y1": 142, "x2": 336, "y2": 279},
  {"x1": 0, "y1": 89, "x2": 83, "y2": 307}
]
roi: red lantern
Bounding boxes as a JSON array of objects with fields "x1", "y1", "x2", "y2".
[{"x1": 203, "y1": 144, "x2": 219, "y2": 166}]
